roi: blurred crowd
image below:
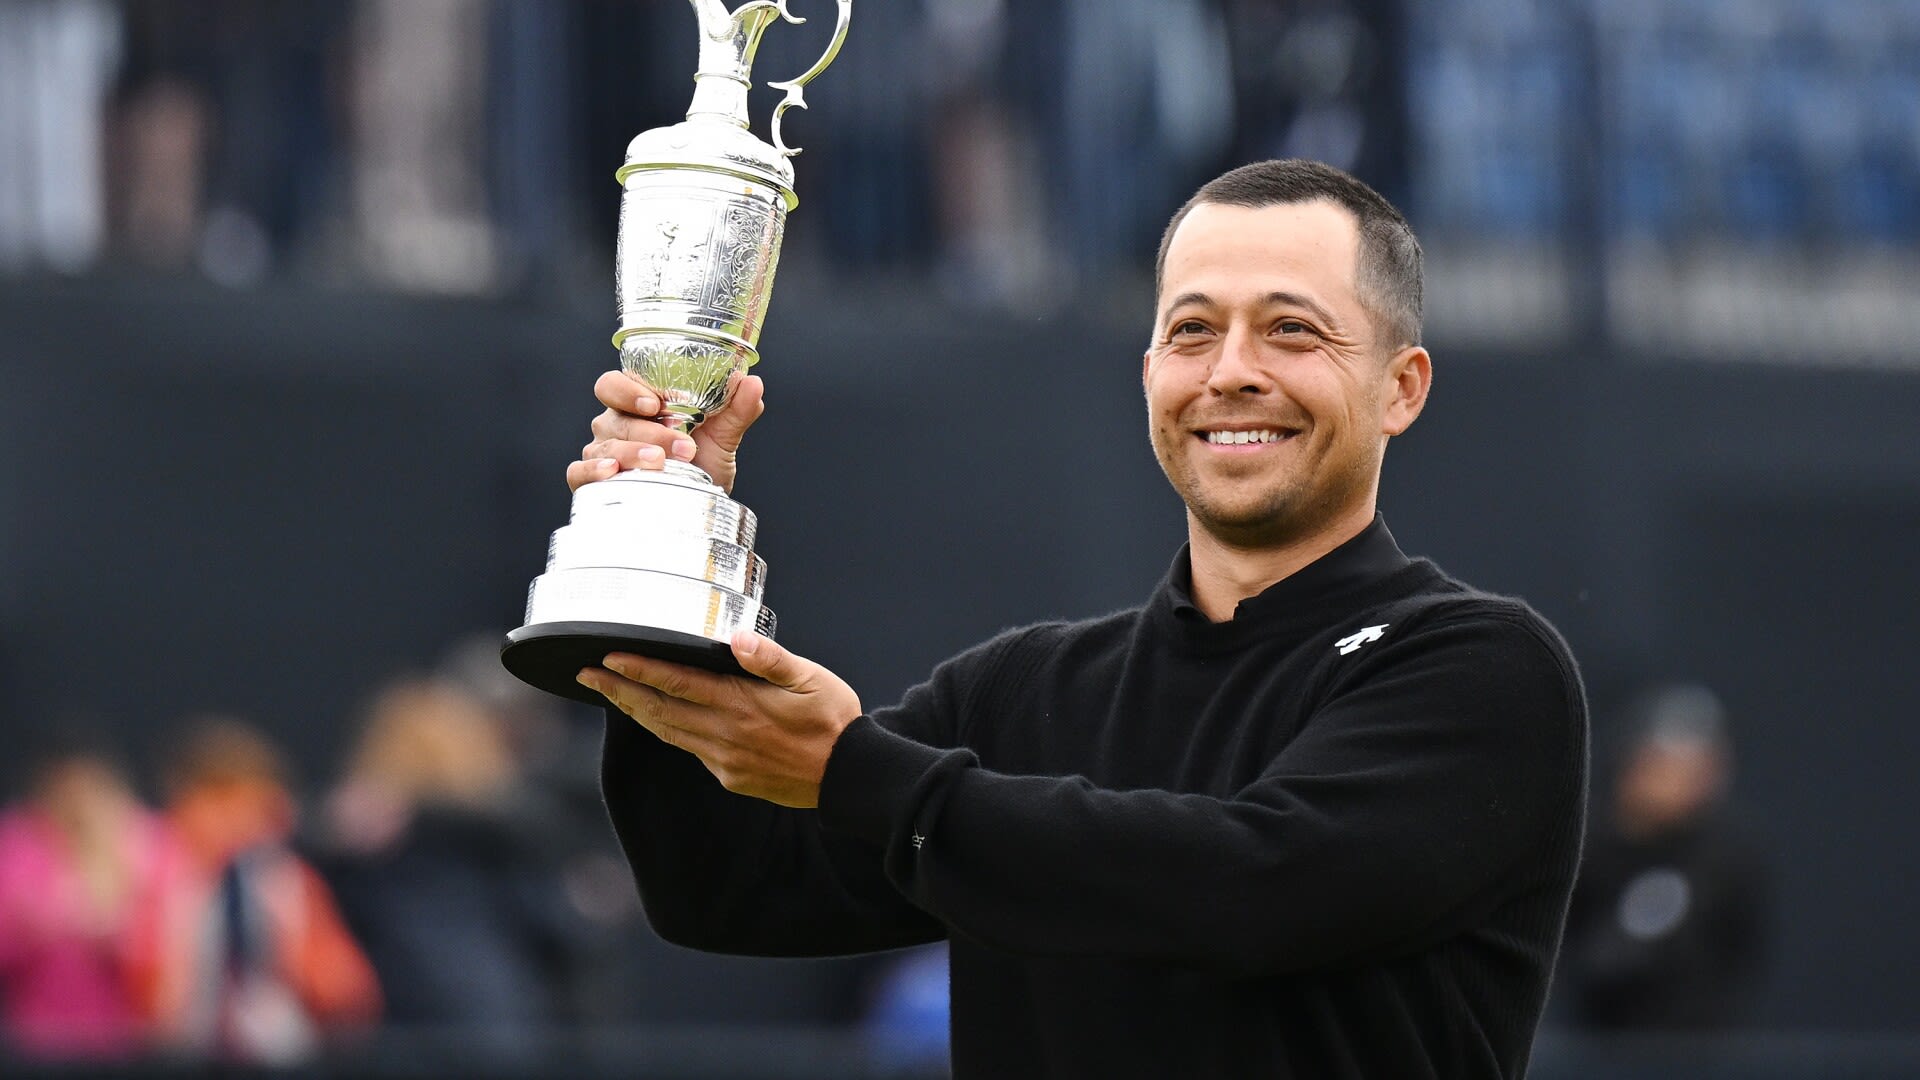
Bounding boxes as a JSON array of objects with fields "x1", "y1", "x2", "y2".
[
  {"x1": 0, "y1": 635, "x2": 942, "y2": 1070},
  {"x1": 0, "y1": 0, "x2": 1398, "y2": 307},
  {"x1": 3, "y1": 0, "x2": 1915, "y2": 305},
  {"x1": 0, "y1": 643, "x2": 561, "y2": 1065},
  {"x1": 1413, "y1": 0, "x2": 1920, "y2": 244}
]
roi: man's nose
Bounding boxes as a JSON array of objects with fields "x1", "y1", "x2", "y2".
[{"x1": 1206, "y1": 327, "x2": 1274, "y2": 396}]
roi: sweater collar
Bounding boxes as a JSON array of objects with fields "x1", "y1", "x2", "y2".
[{"x1": 1152, "y1": 516, "x2": 1416, "y2": 648}]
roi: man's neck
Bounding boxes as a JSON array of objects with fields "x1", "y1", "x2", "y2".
[{"x1": 1185, "y1": 502, "x2": 1377, "y2": 623}]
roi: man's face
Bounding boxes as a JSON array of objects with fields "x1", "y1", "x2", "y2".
[{"x1": 1144, "y1": 200, "x2": 1426, "y2": 548}]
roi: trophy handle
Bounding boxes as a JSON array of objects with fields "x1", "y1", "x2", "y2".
[{"x1": 765, "y1": 0, "x2": 853, "y2": 157}]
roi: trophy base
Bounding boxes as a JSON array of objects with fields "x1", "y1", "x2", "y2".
[{"x1": 502, "y1": 620, "x2": 755, "y2": 706}]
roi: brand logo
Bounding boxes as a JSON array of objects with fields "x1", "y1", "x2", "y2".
[{"x1": 1335, "y1": 624, "x2": 1390, "y2": 655}]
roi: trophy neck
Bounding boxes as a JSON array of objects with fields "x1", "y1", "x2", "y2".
[
  {"x1": 687, "y1": 0, "x2": 784, "y2": 128},
  {"x1": 659, "y1": 407, "x2": 700, "y2": 437}
]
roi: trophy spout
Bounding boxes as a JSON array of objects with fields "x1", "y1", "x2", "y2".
[{"x1": 686, "y1": 0, "x2": 791, "y2": 127}]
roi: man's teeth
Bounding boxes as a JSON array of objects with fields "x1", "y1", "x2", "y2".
[{"x1": 1205, "y1": 430, "x2": 1286, "y2": 445}]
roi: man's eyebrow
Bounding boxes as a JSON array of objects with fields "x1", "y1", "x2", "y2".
[
  {"x1": 1159, "y1": 291, "x2": 1215, "y2": 324},
  {"x1": 1262, "y1": 291, "x2": 1344, "y2": 332},
  {"x1": 1159, "y1": 290, "x2": 1346, "y2": 333}
]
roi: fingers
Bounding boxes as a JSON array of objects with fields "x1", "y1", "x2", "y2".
[
  {"x1": 587, "y1": 411, "x2": 698, "y2": 462},
  {"x1": 730, "y1": 632, "x2": 811, "y2": 693},
  {"x1": 581, "y1": 643, "x2": 856, "y2": 810},
  {"x1": 687, "y1": 374, "x2": 765, "y2": 494},
  {"x1": 566, "y1": 457, "x2": 621, "y2": 492},
  {"x1": 594, "y1": 369, "x2": 661, "y2": 418},
  {"x1": 570, "y1": 369, "x2": 701, "y2": 492},
  {"x1": 702, "y1": 374, "x2": 766, "y2": 454},
  {"x1": 601, "y1": 653, "x2": 730, "y2": 707},
  {"x1": 567, "y1": 422, "x2": 690, "y2": 492},
  {"x1": 571, "y1": 371, "x2": 764, "y2": 495},
  {"x1": 577, "y1": 666, "x2": 726, "y2": 759}
]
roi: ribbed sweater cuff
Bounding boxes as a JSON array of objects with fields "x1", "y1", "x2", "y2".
[{"x1": 817, "y1": 715, "x2": 953, "y2": 847}]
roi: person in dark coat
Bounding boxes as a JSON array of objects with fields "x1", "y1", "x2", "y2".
[
  {"x1": 317, "y1": 678, "x2": 584, "y2": 1063},
  {"x1": 1564, "y1": 683, "x2": 1769, "y2": 1030}
]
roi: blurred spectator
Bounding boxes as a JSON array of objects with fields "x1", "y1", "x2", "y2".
[
  {"x1": 349, "y1": 0, "x2": 499, "y2": 292},
  {"x1": 1055, "y1": 0, "x2": 1233, "y2": 274},
  {"x1": 110, "y1": 0, "x2": 347, "y2": 283},
  {"x1": 0, "y1": 0, "x2": 120, "y2": 274},
  {"x1": 1561, "y1": 684, "x2": 1769, "y2": 1030},
  {"x1": 1222, "y1": 0, "x2": 1409, "y2": 206},
  {"x1": 109, "y1": 76, "x2": 210, "y2": 269},
  {"x1": 0, "y1": 734, "x2": 168, "y2": 1061},
  {"x1": 318, "y1": 677, "x2": 589, "y2": 1060},
  {"x1": 924, "y1": 0, "x2": 1052, "y2": 310},
  {"x1": 131, "y1": 716, "x2": 379, "y2": 1065}
]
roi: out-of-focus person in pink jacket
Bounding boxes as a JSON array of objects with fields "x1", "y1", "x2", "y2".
[{"x1": 0, "y1": 735, "x2": 173, "y2": 1061}]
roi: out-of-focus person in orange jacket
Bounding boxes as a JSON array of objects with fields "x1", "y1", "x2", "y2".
[{"x1": 129, "y1": 716, "x2": 380, "y2": 1065}]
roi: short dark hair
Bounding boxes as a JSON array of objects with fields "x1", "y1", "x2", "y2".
[{"x1": 1154, "y1": 160, "x2": 1423, "y2": 348}]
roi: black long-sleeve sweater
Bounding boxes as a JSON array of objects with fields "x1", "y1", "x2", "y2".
[{"x1": 601, "y1": 519, "x2": 1588, "y2": 1078}]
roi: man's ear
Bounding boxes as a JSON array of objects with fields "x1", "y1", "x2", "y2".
[
  {"x1": 1141, "y1": 348, "x2": 1154, "y2": 391},
  {"x1": 1381, "y1": 346, "x2": 1431, "y2": 436}
]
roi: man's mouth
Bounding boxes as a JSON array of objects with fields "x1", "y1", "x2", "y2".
[{"x1": 1199, "y1": 428, "x2": 1297, "y2": 446}]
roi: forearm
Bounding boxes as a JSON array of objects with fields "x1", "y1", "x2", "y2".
[
  {"x1": 821, "y1": 722, "x2": 1483, "y2": 974},
  {"x1": 601, "y1": 710, "x2": 941, "y2": 956},
  {"x1": 817, "y1": 615, "x2": 1586, "y2": 976}
]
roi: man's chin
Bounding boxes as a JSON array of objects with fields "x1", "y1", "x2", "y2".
[{"x1": 1187, "y1": 499, "x2": 1304, "y2": 549}]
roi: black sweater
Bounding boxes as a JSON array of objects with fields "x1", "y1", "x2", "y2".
[{"x1": 602, "y1": 519, "x2": 1588, "y2": 1078}]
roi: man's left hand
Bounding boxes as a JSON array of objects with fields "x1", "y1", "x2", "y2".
[{"x1": 579, "y1": 634, "x2": 862, "y2": 809}]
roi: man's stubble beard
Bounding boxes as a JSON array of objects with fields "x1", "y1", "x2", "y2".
[{"x1": 1159, "y1": 430, "x2": 1383, "y2": 552}]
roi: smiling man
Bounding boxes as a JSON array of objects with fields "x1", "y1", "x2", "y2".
[{"x1": 571, "y1": 160, "x2": 1587, "y2": 1079}]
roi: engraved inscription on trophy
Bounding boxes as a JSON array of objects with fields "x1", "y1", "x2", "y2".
[
  {"x1": 657, "y1": 215, "x2": 712, "y2": 303},
  {"x1": 621, "y1": 200, "x2": 716, "y2": 306}
]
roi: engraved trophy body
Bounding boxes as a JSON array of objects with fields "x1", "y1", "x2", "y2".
[{"x1": 503, "y1": 0, "x2": 851, "y2": 703}]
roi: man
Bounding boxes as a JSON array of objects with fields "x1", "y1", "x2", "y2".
[{"x1": 568, "y1": 160, "x2": 1587, "y2": 1078}]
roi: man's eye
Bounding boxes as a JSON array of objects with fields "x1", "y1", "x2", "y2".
[
  {"x1": 1275, "y1": 319, "x2": 1314, "y2": 336},
  {"x1": 1171, "y1": 320, "x2": 1209, "y2": 336}
]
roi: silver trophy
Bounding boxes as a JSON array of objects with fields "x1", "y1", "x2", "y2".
[{"x1": 503, "y1": 0, "x2": 851, "y2": 702}]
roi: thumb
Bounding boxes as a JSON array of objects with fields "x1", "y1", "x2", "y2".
[
  {"x1": 731, "y1": 631, "x2": 811, "y2": 692},
  {"x1": 703, "y1": 374, "x2": 765, "y2": 453}
]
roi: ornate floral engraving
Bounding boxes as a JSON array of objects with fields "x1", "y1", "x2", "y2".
[
  {"x1": 619, "y1": 335, "x2": 744, "y2": 423},
  {"x1": 712, "y1": 204, "x2": 771, "y2": 325}
]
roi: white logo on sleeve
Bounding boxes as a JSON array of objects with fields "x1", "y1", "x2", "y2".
[{"x1": 1335, "y1": 624, "x2": 1390, "y2": 655}]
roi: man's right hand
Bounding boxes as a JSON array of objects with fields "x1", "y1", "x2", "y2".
[{"x1": 568, "y1": 370, "x2": 766, "y2": 495}]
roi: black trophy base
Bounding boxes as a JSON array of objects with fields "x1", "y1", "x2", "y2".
[{"x1": 502, "y1": 621, "x2": 754, "y2": 705}]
